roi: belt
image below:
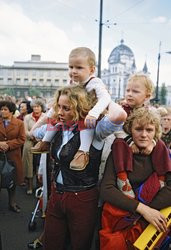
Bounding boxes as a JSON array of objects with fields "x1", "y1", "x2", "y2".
[{"x1": 54, "y1": 182, "x2": 96, "y2": 193}]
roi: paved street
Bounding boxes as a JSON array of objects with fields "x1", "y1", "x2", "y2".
[{"x1": 0, "y1": 186, "x2": 44, "y2": 250}]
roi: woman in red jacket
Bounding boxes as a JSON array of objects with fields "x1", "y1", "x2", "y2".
[{"x1": 0, "y1": 101, "x2": 26, "y2": 213}]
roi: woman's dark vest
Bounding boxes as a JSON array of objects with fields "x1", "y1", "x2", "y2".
[{"x1": 51, "y1": 125, "x2": 103, "y2": 189}]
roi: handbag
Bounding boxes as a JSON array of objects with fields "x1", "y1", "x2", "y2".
[{"x1": 0, "y1": 153, "x2": 16, "y2": 189}]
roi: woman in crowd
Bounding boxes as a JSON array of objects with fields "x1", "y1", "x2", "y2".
[
  {"x1": 161, "y1": 107, "x2": 171, "y2": 156},
  {"x1": 43, "y1": 84, "x2": 126, "y2": 250},
  {"x1": 100, "y1": 107, "x2": 171, "y2": 250},
  {"x1": 22, "y1": 99, "x2": 46, "y2": 194},
  {"x1": 0, "y1": 101, "x2": 25, "y2": 212},
  {"x1": 17, "y1": 100, "x2": 33, "y2": 121}
]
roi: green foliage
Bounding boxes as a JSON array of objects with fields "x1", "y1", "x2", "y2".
[
  {"x1": 160, "y1": 83, "x2": 167, "y2": 105},
  {"x1": 1, "y1": 88, "x2": 15, "y2": 96},
  {"x1": 28, "y1": 87, "x2": 41, "y2": 97}
]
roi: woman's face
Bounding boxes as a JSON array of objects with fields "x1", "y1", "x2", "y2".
[
  {"x1": 57, "y1": 95, "x2": 74, "y2": 122},
  {"x1": 131, "y1": 120, "x2": 155, "y2": 150},
  {"x1": 161, "y1": 114, "x2": 171, "y2": 134},
  {"x1": 20, "y1": 103, "x2": 27, "y2": 114},
  {"x1": 0, "y1": 106, "x2": 13, "y2": 119},
  {"x1": 32, "y1": 105, "x2": 42, "y2": 114}
]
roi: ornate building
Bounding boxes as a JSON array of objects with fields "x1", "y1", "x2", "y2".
[{"x1": 102, "y1": 39, "x2": 140, "y2": 100}]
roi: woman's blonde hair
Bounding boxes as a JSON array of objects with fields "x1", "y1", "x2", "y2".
[
  {"x1": 53, "y1": 85, "x2": 94, "y2": 121},
  {"x1": 128, "y1": 73, "x2": 154, "y2": 98},
  {"x1": 124, "y1": 107, "x2": 162, "y2": 141},
  {"x1": 69, "y1": 47, "x2": 96, "y2": 67}
]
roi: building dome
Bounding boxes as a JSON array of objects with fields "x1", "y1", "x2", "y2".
[{"x1": 108, "y1": 39, "x2": 134, "y2": 64}]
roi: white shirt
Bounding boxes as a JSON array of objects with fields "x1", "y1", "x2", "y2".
[{"x1": 85, "y1": 76, "x2": 111, "y2": 119}]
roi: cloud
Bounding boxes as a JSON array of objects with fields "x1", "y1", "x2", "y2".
[
  {"x1": 72, "y1": 23, "x2": 84, "y2": 33},
  {"x1": 0, "y1": 2, "x2": 74, "y2": 65},
  {"x1": 151, "y1": 16, "x2": 167, "y2": 24}
]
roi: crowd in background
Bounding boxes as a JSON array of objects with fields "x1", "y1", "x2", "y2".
[{"x1": 0, "y1": 73, "x2": 171, "y2": 250}]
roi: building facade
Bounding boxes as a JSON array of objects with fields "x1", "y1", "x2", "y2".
[
  {"x1": 0, "y1": 55, "x2": 69, "y2": 98},
  {"x1": 101, "y1": 39, "x2": 137, "y2": 101}
]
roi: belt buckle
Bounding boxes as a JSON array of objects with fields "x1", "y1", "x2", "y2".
[{"x1": 56, "y1": 190, "x2": 64, "y2": 194}]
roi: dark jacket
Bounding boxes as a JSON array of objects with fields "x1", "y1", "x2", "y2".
[{"x1": 51, "y1": 126, "x2": 103, "y2": 190}]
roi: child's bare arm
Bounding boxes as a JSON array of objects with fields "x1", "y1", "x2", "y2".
[{"x1": 141, "y1": 140, "x2": 156, "y2": 155}]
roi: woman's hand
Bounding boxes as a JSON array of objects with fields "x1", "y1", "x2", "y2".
[
  {"x1": 136, "y1": 203, "x2": 168, "y2": 232},
  {"x1": 0, "y1": 142, "x2": 9, "y2": 152}
]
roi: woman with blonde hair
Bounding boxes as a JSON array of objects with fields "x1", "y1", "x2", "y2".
[
  {"x1": 100, "y1": 107, "x2": 171, "y2": 249},
  {"x1": 43, "y1": 85, "x2": 106, "y2": 250}
]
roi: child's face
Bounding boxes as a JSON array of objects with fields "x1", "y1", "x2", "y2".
[
  {"x1": 125, "y1": 80, "x2": 149, "y2": 108},
  {"x1": 69, "y1": 55, "x2": 95, "y2": 84}
]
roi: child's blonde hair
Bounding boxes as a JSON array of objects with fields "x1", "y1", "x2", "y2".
[
  {"x1": 156, "y1": 106, "x2": 168, "y2": 117},
  {"x1": 128, "y1": 73, "x2": 154, "y2": 98},
  {"x1": 69, "y1": 47, "x2": 96, "y2": 67}
]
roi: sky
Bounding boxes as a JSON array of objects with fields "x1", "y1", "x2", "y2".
[{"x1": 0, "y1": 0, "x2": 171, "y2": 86}]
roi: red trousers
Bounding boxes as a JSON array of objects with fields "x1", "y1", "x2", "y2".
[
  {"x1": 43, "y1": 185, "x2": 98, "y2": 250},
  {"x1": 100, "y1": 202, "x2": 143, "y2": 250}
]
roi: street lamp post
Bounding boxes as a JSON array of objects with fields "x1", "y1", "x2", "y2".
[
  {"x1": 98, "y1": 0, "x2": 103, "y2": 78},
  {"x1": 155, "y1": 42, "x2": 161, "y2": 103},
  {"x1": 155, "y1": 42, "x2": 171, "y2": 103}
]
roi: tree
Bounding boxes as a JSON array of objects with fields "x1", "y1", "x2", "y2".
[
  {"x1": 1, "y1": 88, "x2": 15, "y2": 96},
  {"x1": 160, "y1": 83, "x2": 167, "y2": 105},
  {"x1": 28, "y1": 87, "x2": 41, "y2": 98}
]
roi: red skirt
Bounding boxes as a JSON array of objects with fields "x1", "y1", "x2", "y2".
[{"x1": 99, "y1": 202, "x2": 144, "y2": 250}]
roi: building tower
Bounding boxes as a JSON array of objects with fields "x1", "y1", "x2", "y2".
[{"x1": 101, "y1": 39, "x2": 136, "y2": 100}]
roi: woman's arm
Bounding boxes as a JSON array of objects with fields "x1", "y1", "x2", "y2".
[
  {"x1": 6, "y1": 121, "x2": 26, "y2": 150},
  {"x1": 136, "y1": 203, "x2": 167, "y2": 232},
  {"x1": 100, "y1": 152, "x2": 139, "y2": 213}
]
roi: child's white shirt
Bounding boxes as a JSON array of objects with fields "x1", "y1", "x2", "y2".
[{"x1": 85, "y1": 76, "x2": 111, "y2": 119}]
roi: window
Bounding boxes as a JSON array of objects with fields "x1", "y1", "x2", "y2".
[
  {"x1": 24, "y1": 70, "x2": 28, "y2": 76},
  {"x1": 7, "y1": 70, "x2": 12, "y2": 76},
  {"x1": 24, "y1": 78, "x2": 28, "y2": 84},
  {"x1": 54, "y1": 79, "x2": 59, "y2": 85},
  {"x1": 63, "y1": 79, "x2": 67, "y2": 85},
  {"x1": 32, "y1": 70, "x2": 36, "y2": 77},
  {"x1": 16, "y1": 78, "x2": 21, "y2": 84},
  {"x1": 8, "y1": 78, "x2": 12, "y2": 84},
  {"x1": 47, "y1": 71, "x2": 51, "y2": 77},
  {"x1": 39, "y1": 71, "x2": 43, "y2": 77},
  {"x1": 39, "y1": 79, "x2": 44, "y2": 85},
  {"x1": 32, "y1": 79, "x2": 36, "y2": 85},
  {"x1": 47, "y1": 79, "x2": 51, "y2": 85},
  {"x1": 16, "y1": 70, "x2": 20, "y2": 76}
]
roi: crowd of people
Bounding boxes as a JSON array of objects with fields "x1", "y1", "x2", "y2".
[{"x1": 0, "y1": 47, "x2": 171, "y2": 250}]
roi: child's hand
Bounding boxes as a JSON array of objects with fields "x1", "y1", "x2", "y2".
[
  {"x1": 141, "y1": 142, "x2": 155, "y2": 155},
  {"x1": 130, "y1": 143, "x2": 140, "y2": 154},
  {"x1": 38, "y1": 174, "x2": 43, "y2": 184},
  {"x1": 84, "y1": 115, "x2": 97, "y2": 128}
]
